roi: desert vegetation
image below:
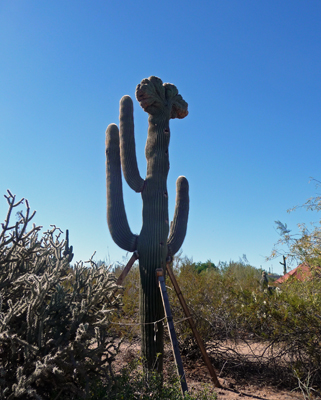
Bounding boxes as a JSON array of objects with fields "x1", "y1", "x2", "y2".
[
  {"x1": 111, "y1": 255, "x2": 321, "y2": 398},
  {"x1": 0, "y1": 192, "x2": 122, "y2": 399},
  {"x1": 1, "y1": 190, "x2": 321, "y2": 399},
  {"x1": 0, "y1": 192, "x2": 216, "y2": 399}
]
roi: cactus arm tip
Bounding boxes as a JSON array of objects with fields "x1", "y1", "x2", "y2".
[
  {"x1": 167, "y1": 176, "x2": 189, "y2": 257},
  {"x1": 119, "y1": 96, "x2": 144, "y2": 193},
  {"x1": 106, "y1": 124, "x2": 138, "y2": 252}
]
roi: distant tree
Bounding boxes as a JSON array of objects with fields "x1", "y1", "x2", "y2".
[
  {"x1": 219, "y1": 260, "x2": 262, "y2": 287},
  {"x1": 192, "y1": 260, "x2": 217, "y2": 273},
  {"x1": 239, "y1": 254, "x2": 250, "y2": 265}
]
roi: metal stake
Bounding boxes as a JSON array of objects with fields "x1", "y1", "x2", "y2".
[
  {"x1": 166, "y1": 261, "x2": 221, "y2": 388},
  {"x1": 156, "y1": 268, "x2": 188, "y2": 395}
]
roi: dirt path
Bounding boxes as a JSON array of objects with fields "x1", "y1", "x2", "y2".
[
  {"x1": 114, "y1": 340, "x2": 316, "y2": 400},
  {"x1": 184, "y1": 360, "x2": 303, "y2": 400}
]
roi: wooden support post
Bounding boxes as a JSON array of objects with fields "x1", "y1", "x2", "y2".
[
  {"x1": 116, "y1": 251, "x2": 139, "y2": 286},
  {"x1": 166, "y1": 261, "x2": 222, "y2": 388},
  {"x1": 156, "y1": 268, "x2": 188, "y2": 395},
  {"x1": 112, "y1": 251, "x2": 139, "y2": 298}
]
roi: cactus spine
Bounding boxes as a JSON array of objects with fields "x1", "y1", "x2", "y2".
[{"x1": 106, "y1": 76, "x2": 189, "y2": 372}]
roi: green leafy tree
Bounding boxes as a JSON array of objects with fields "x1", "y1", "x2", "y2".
[{"x1": 192, "y1": 260, "x2": 216, "y2": 273}]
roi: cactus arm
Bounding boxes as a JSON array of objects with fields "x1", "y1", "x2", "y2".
[
  {"x1": 105, "y1": 123, "x2": 138, "y2": 252},
  {"x1": 119, "y1": 96, "x2": 145, "y2": 193},
  {"x1": 167, "y1": 176, "x2": 189, "y2": 257}
]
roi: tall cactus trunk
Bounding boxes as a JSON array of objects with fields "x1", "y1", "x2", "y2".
[
  {"x1": 137, "y1": 112, "x2": 170, "y2": 371},
  {"x1": 105, "y1": 76, "x2": 189, "y2": 375}
]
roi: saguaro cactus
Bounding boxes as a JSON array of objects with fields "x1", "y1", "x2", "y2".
[{"x1": 106, "y1": 76, "x2": 189, "y2": 372}]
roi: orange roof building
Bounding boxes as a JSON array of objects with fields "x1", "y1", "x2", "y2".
[{"x1": 275, "y1": 263, "x2": 321, "y2": 284}]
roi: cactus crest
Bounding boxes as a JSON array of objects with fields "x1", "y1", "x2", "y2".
[{"x1": 136, "y1": 76, "x2": 188, "y2": 119}]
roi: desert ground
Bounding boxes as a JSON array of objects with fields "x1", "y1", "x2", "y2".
[{"x1": 114, "y1": 340, "x2": 319, "y2": 400}]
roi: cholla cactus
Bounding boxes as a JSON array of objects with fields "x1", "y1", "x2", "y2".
[
  {"x1": 0, "y1": 191, "x2": 121, "y2": 399},
  {"x1": 106, "y1": 76, "x2": 189, "y2": 372}
]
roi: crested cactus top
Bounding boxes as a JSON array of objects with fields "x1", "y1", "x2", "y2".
[{"x1": 135, "y1": 76, "x2": 188, "y2": 119}]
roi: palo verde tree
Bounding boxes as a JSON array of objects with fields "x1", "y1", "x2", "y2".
[
  {"x1": 271, "y1": 179, "x2": 321, "y2": 267},
  {"x1": 105, "y1": 76, "x2": 189, "y2": 373}
]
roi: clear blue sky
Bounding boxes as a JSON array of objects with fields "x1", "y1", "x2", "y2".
[{"x1": 1, "y1": 1, "x2": 320, "y2": 275}]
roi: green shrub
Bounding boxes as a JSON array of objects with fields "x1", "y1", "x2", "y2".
[
  {"x1": 98, "y1": 356, "x2": 217, "y2": 400},
  {"x1": 238, "y1": 278, "x2": 321, "y2": 376},
  {"x1": 169, "y1": 257, "x2": 321, "y2": 389},
  {"x1": 166, "y1": 258, "x2": 262, "y2": 343},
  {"x1": 111, "y1": 263, "x2": 140, "y2": 339},
  {"x1": 0, "y1": 191, "x2": 121, "y2": 399},
  {"x1": 110, "y1": 253, "x2": 321, "y2": 391}
]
